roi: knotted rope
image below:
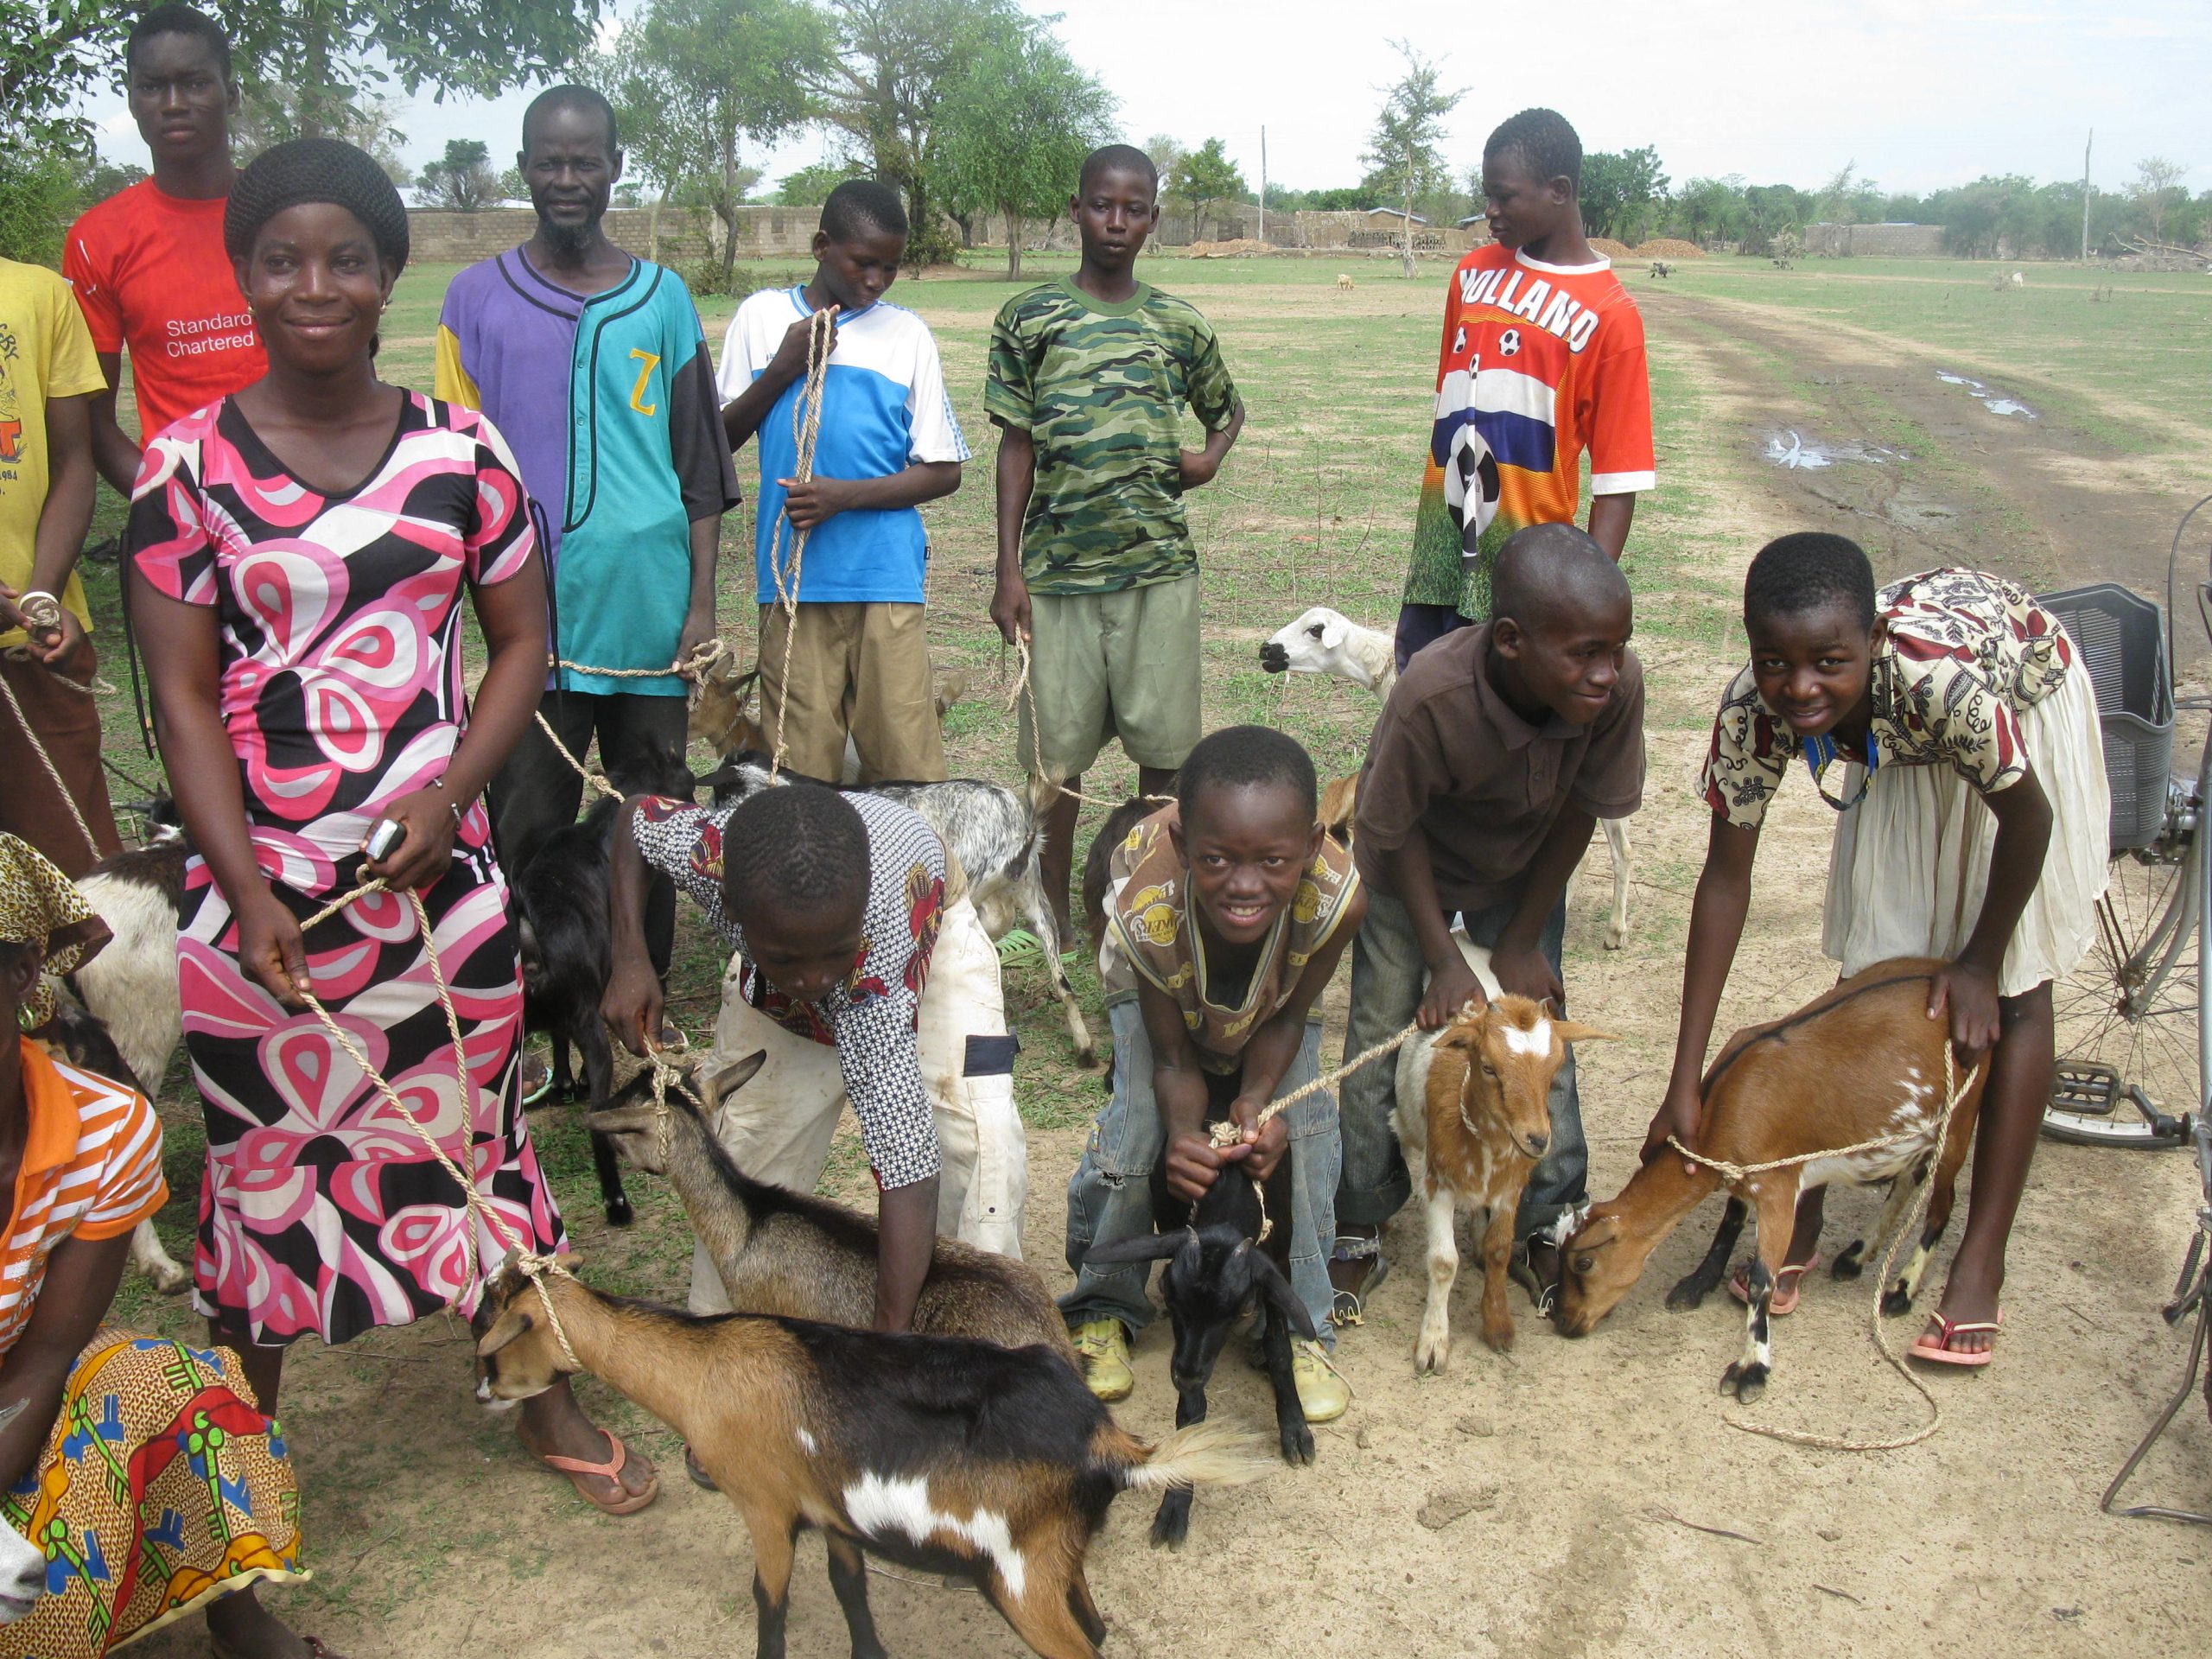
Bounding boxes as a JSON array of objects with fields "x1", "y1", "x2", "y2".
[
  {"x1": 290, "y1": 877, "x2": 581, "y2": 1369},
  {"x1": 765, "y1": 308, "x2": 836, "y2": 779},
  {"x1": 1205, "y1": 1019, "x2": 1424, "y2": 1242},
  {"x1": 1668, "y1": 1043, "x2": 1984, "y2": 1452}
]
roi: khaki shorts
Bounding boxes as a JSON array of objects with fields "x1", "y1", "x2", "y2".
[
  {"x1": 1020, "y1": 575, "x2": 1202, "y2": 779},
  {"x1": 758, "y1": 601, "x2": 946, "y2": 783}
]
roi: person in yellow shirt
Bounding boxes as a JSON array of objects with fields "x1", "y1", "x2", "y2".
[{"x1": 0, "y1": 259, "x2": 118, "y2": 877}]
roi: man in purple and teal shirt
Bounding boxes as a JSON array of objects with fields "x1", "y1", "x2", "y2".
[{"x1": 435, "y1": 85, "x2": 737, "y2": 967}]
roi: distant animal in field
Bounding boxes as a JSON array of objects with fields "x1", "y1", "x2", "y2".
[
  {"x1": 1649, "y1": 260, "x2": 1673, "y2": 278},
  {"x1": 1335, "y1": 273, "x2": 1355, "y2": 291}
]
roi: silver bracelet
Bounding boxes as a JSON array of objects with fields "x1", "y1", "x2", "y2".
[{"x1": 429, "y1": 776, "x2": 467, "y2": 826}]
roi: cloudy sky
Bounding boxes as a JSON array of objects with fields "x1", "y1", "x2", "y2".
[{"x1": 88, "y1": 0, "x2": 2210, "y2": 201}]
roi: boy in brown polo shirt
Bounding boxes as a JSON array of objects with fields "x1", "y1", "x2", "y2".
[{"x1": 1332, "y1": 523, "x2": 1643, "y2": 1319}]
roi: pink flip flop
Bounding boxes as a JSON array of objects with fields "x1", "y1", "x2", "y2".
[
  {"x1": 1728, "y1": 1255, "x2": 1820, "y2": 1317},
  {"x1": 540, "y1": 1429, "x2": 659, "y2": 1515},
  {"x1": 1909, "y1": 1310, "x2": 2003, "y2": 1368}
]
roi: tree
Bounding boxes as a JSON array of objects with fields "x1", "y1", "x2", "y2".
[
  {"x1": 416, "y1": 138, "x2": 499, "y2": 212},
  {"x1": 496, "y1": 166, "x2": 526, "y2": 203},
  {"x1": 1169, "y1": 137, "x2": 1248, "y2": 243},
  {"x1": 1, "y1": 2, "x2": 130, "y2": 155},
  {"x1": 1145, "y1": 133, "x2": 1188, "y2": 194},
  {"x1": 1580, "y1": 146, "x2": 1669, "y2": 242},
  {"x1": 586, "y1": 0, "x2": 830, "y2": 289},
  {"x1": 236, "y1": 81, "x2": 410, "y2": 184},
  {"x1": 1672, "y1": 175, "x2": 1743, "y2": 247},
  {"x1": 1361, "y1": 39, "x2": 1463, "y2": 278},
  {"x1": 215, "y1": 0, "x2": 610, "y2": 143},
  {"x1": 937, "y1": 29, "x2": 1114, "y2": 278},
  {"x1": 775, "y1": 158, "x2": 868, "y2": 206},
  {"x1": 2132, "y1": 156, "x2": 2188, "y2": 244},
  {"x1": 808, "y1": 0, "x2": 1027, "y2": 267}
]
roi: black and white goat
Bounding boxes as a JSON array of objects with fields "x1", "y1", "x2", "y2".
[
  {"x1": 1081, "y1": 1133, "x2": 1316, "y2": 1549},
  {"x1": 1258, "y1": 605, "x2": 1636, "y2": 949},
  {"x1": 702, "y1": 753, "x2": 1097, "y2": 1068}
]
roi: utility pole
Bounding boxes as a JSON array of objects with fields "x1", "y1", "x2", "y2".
[
  {"x1": 1259, "y1": 125, "x2": 1268, "y2": 243},
  {"x1": 2082, "y1": 128, "x2": 2092, "y2": 262}
]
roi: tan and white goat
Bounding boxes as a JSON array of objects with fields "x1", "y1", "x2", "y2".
[
  {"x1": 1553, "y1": 958, "x2": 1986, "y2": 1402},
  {"x1": 1394, "y1": 942, "x2": 1610, "y2": 1369},
  {"x1": 474, "y1": 1259, "x2": 1273, "y2": 1659}
]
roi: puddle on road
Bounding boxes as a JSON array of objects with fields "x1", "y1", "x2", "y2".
[
  {"x1": 1936, "y1": 371, "x2": 2038, "y2": 419},
  {"x1": 1762, "y1": 430, "x2": 1910, "y2": 469}
]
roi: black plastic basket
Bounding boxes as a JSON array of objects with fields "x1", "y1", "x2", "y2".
[{"x1": 2038, "y1": 582, "x2": 2175, "y2": 850}]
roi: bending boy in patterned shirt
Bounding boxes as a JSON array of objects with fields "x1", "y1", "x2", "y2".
[
  {"x1": 1394, "y1": 107, "x2": 1654, "y2": 670},
  {"x1": 603, "y1": 780, "x2": 1027, "y2": 1332},
  {"x1": 987, "y1": 143, "x2": 1244, "y2": 940},
  {"x1": 1062, "y1": 726, "x2": 1361, "y2": 1421}
]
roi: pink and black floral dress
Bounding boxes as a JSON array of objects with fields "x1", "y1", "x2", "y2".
[{"x1": 127, "y1": 391, "x2": 565, "y2": 1345}]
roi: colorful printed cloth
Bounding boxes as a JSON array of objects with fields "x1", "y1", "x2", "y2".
[
  {"x1": 0, "y1": 1330, "x2": 304, "y2": 1658},
  {"x1": 435, "y1": 251, "x2": 739, "y2": 696},
  {"x1": 629, "y1": 791, "x2": 948, "y2": 1188},
  {"x1": 984, "y1": 277, "x2": 1238, "y2": 595},
  {"x1": 1101, "y1": 806, "x2": 1360, "y2": 1074},
  {"x1": 1401, "y1": 245, "x2": 1654, "y2": 618},
  {"x1": 1700, "y1": 567, "x2": 2077, "y2": 830},
  {"x1": 718, "y1": 287, "x2": 969, "y2": 605},
  {"x1": 125, "y1": 391, "x2": 567, "y2": 1344}
]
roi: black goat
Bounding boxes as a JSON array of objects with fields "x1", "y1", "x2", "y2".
[{"x1": 1082, "y1": 1114, "x2": 1315, "y2": 1549}]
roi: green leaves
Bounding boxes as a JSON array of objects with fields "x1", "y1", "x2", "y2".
[{"x1": 936, "y1": 22, "x2": 1114, "y2": 275}]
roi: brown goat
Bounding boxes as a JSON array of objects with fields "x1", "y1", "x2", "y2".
[
  {"x1": 587, "y1": 1052, "x2": 1079, "y2": 1367},
  {"x1": 474, "y1": 1260, "x2": 1273, "y2": 1659},
  {"x1": 1554, "y1": 958, "x2": 1986, "y2": 1402},
  {"x1": 1393, "y1": 944, "x2": 1610, "y2": 1368}
]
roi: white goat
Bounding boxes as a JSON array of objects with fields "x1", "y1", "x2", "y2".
[{"x1": 1257, "y1": 607, "x2": 1635, "y2": 949}]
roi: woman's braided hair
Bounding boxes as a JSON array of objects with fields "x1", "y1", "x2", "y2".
[{"x1": 225, "y1": 137, "x2": 410, "y2": 271}]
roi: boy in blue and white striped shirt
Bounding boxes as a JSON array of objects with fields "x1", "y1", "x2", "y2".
[{"x1": 719, "y1": 181, "x2": 969, "y2": 781}]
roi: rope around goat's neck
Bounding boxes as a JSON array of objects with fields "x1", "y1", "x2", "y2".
[
  {"x1": 0, "y1": 666, "x2": 101, "y2": 863},
  {"x1": 1670, "y1": 1042, "x2": 1982, "y2": 1452},
  {"x1": 766, "y1": 309, "x2": 834, "y2": 779},
  {"x1": 292, "y1": 877, "x2": 580, "y2": 1370}
]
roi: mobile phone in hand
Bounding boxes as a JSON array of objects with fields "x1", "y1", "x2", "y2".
[{"x1": 365, "y1": 817, "x2": 406, "y2": 862}]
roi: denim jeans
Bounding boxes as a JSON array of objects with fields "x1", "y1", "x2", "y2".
[
  {"x1": 1336, "y1": 886, "x2": 1587, "y2": 1236},
  {"x1": 1060, "y1": 997, "x2": 1341, "y2": 1346}
]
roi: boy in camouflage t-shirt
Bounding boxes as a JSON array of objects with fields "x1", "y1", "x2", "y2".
[{"x1": 987, "y1": 143, "x2": 1243, "y2": 938}]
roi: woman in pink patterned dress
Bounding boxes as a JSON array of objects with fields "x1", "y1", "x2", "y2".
[{"x1": 125, "y1": 141, "x2": 658, "y2": 1575}]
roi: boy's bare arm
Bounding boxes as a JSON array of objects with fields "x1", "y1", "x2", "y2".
[
  {"x1": 11, "y1": 391, "x2": 97, "y2": 671},
  {"x1": 1643, "y1": 815, "x2": 1759, "y2": 1173},
  {"x1": 1587, "y1": 493, "x2": 1636, "y2": 561},
  {"x1": 88, "y1": 353, "x2": 141, "y2": 499},
  {"x1": 1490, "y1": 804, "x2": 1598, "y2": 1006},
  {"x1": 782, "y1": 460, "x2": 960, "y2": 529},
  {"x1": 1179, "y1": 397, "x2": 1244, "y2": 488},
  {"x1": 991, "y1": 423, "x2": 1036, "y2": 645},
  {"x1": 1138, "y1": 978, "x2": 1230, "y2": 1205}
]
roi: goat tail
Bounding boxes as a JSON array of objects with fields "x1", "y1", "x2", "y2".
[{"x1": 1101, "y1": 1421, "x2": 1276, "y2": 1494}]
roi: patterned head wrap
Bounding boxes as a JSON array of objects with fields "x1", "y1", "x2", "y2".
[
  {"x1": 225, "y1": 137, "x2": 410, "y2": 271},
  {"x1": 0, "y1": 835, "x2": 110, "y2": 1031}
]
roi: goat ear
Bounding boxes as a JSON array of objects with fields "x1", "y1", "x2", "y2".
[
  {"x1": 475, "y1": 1304, "x2": 535, "y2": 1358},
  {"x1": 703, "y1": 1050, "x2": 767, "y2": 1103},
  {"x1": 1435, "y1": 1020, "x2": 1484, "y2": 1052},
  {"x1": 1249, "y1": 1251, "x2": 1319, "y2": 1340},
  {"x1": 936, "y1": 669, "x2": 968, "y2": 715},
  {"x1": 1319, "y1": 614, "x2": 1349, "y2": 651},
  {"x1": 1084, "y1": 1232, "x2": 1186, "y2": 1268},
  {"x1": 1550, "y1": 1020, "x2": 1616, "y2": 1046}
]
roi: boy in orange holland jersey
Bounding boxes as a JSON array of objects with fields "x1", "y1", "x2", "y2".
[{"x1": 1389, "y1": 107, "x2": 1654, "y2": 672}]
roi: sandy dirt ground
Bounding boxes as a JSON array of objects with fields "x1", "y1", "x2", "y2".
[{"x1": 122, "y1": 275, "x2": 2212, "y2": 1659}]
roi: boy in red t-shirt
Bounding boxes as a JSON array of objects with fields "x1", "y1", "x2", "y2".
[
  {"x1": 63, "y1": 4, "x2": 264, "y2": 489},
  {"x1": 1390, "y1": 107, "x2": 1654, "y2": 671}
]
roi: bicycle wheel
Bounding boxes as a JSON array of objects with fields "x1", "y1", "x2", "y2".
[{"x1": 2049, "y1": 818, "x2": 2200, "y2": 1147}]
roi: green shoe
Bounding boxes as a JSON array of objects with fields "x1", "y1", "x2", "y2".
[
  {"x1": 1292, "y1": 1339, "x2": 1351, "y2": 1423},
  {"x1": 1071, "y1": 1319, "x2": 1134, "y2": 1402}
]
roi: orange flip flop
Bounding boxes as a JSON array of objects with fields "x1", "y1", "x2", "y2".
[
  {"x1": 541, "y1": 1429, "x2": 659, "y2": 1515},
  {"x1": 1728, "y1": 1255, "x2": 1820, "y2": 1317},
  {"x1": 1909, "y1": 1310, "x2": 2002, "y2": 1367}
]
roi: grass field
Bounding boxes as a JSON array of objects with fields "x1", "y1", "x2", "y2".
[{"x1": 67, "y1": 247, "x2": 2212, "y2": 1657}]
